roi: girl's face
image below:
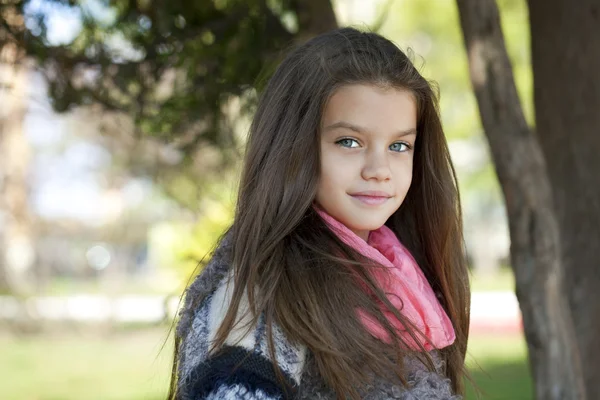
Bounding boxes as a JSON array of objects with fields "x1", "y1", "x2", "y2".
[{"x1": 316, "y1": 84, "x2": 417, "y2": 241}]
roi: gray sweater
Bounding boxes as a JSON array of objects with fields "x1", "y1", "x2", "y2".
[{"x1": 175, "y1": 236, "x2": 461, "y2": 399}]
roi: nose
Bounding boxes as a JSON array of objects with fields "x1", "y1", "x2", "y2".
[{"x1": 361, "y1": 151, "x2": 392, "y2": 181}]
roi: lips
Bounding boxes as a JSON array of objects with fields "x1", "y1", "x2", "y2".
[
  {"x1": 349, "y1": 191, "x2": 392, "y2": 206},
  {"x1": 350, "y1": 191, "x2": 392, "y2": 198}
]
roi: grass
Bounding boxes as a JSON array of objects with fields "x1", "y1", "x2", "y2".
[
  {"x1": 466, "y1": 335, "x2": 533, "y2": 399},
  {"x1": 0, "y1": 328, "x2": 173, "y2": 400},
  {"x1": 470, "y1": 267, "x2": 516, "y2": 292},
  {"x1": 0, "y1": 328, "x2": 531, "y2": 400}
]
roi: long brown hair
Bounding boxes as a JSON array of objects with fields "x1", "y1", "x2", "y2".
[{"x1": 170, "y1": 27, "x2": 470, "y2": 399}]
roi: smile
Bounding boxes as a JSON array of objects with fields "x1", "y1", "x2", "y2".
[{"x1": 350, "y1": 195, "x2": 390, "y2": 206}]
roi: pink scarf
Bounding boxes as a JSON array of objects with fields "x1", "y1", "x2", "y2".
[{"x1": 315, "y1": 207, "x2": 455, "y2": 351}]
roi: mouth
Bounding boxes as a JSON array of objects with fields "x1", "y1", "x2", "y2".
[{"x1": 349, "y1": 192, "x2": 392, "y2": 206}]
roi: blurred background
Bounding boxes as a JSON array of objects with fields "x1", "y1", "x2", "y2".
[{"x1": 0, "y1": 0, "x2": 538, "y2": 399}]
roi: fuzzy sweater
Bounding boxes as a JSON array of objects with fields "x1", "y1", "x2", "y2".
[{"x1": 175, "y1": 234, "x2": 461, "y2": 399}]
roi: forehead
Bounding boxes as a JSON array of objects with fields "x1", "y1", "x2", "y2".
[{"x1": 321, "y1": 84, "x2": 417, "y2": 134}]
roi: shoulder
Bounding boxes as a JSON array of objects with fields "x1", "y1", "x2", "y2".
[
  {"x1": 400, "y1": 351, "x2": 461, "y2": 400},
  {"x1": 177, "y1": 268, "x2": 307, "y2": 399}
]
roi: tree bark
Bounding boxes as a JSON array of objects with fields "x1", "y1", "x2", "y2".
[
  {"x1": 455, "y1": 0, "x2": 586, "y2": 398},
  {"x1": 291, "y1": 0, "x2": 338, "y2": 40},
  {"x1": 528, "y1": 0, "x2": 600, "y2": 397}
]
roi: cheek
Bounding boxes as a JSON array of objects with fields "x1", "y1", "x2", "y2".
[
  {"x1": 318, "y1": 163, "x2": 341, "y2": 194},
  {"x1": 321, "y1": 154, "x2": 356, "y2": 188},
  {"x1": 320, "y1": 147, "x2": 341, "y2": 181},
  {"x1": 392, "y1": 159, "x2": 414, "y2": 189}
]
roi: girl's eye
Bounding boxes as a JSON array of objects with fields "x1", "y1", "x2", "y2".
[
  {"x1": 335, "y1": 139, "x2": 412, "y2": 152},
  {"x1": 336, "y1": 138, "x2": 360, "y2": 148},
  {"x1": 390, "y1": 142, "x2": 411, "y2": 152}
]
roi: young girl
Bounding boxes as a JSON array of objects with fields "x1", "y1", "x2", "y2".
[{"x1": 169, "y1": 27, "x2": 470, "y2": 400}]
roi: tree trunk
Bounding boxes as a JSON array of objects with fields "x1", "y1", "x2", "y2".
[
  {"x1": 528, "y1": 0, "x2": 600, "y2": 397},
  {"x1": 455, "y1": 0, "x2": 586, "y2": 398},
  {"x1": 291, "y1": 0, "x2": 338, "y2": 40},
  {"x1": 0, "y1": 42, "x2": 36, "y2": 296}
]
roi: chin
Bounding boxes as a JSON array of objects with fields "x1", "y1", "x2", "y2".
[{"x1": 347, "y1": 219, "x2": 386, "y2": 232}]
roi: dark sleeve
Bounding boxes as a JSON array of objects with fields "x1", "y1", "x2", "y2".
[{"x1": 179, "y1": 345, "x2": 299, "y2": 400}]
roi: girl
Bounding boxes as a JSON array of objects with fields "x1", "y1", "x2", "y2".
[{"x1": 169, "y1": 27, "x2": 470, "y2": 400}]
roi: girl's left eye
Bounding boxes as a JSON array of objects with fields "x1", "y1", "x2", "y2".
[{"x1": 390, "y1": 142, "x2": 411, "y2": 152}]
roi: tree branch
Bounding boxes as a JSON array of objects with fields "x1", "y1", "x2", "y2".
[{"x1": 290, "y1": 0, "x2": 337, "y2": 39}]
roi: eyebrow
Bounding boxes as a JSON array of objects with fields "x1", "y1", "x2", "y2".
[{"x1": 323, "y1": 121, "x2": 417, "y2": 137}]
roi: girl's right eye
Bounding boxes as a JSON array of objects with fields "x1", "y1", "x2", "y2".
[{"x1": 336, "y1": 138, "x2": 360, "y2": 148}]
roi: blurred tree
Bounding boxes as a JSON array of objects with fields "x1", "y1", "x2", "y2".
[
  {"x1": 15, "y1": 0, "x2": 335, "y2": 168},
  {"x1": 1, "y1": 0, "x2": 339, "y2": 210},
  {"x1": 0, "y1": 2, "x2": 36, "y2": 296},
  {"x1": 457, "y1": 0, "x2": 599, "y2": 398}
]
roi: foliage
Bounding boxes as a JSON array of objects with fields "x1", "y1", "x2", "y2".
[
  {"x1": 1, "y1": 0, "x2": 315, "y2": 211},
  {"x1": 149, "y1": 178, "x2": 235, "y2": 283},
  {"x1": 16, "y1": 0, "x2": 298, "y2": 161}
]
